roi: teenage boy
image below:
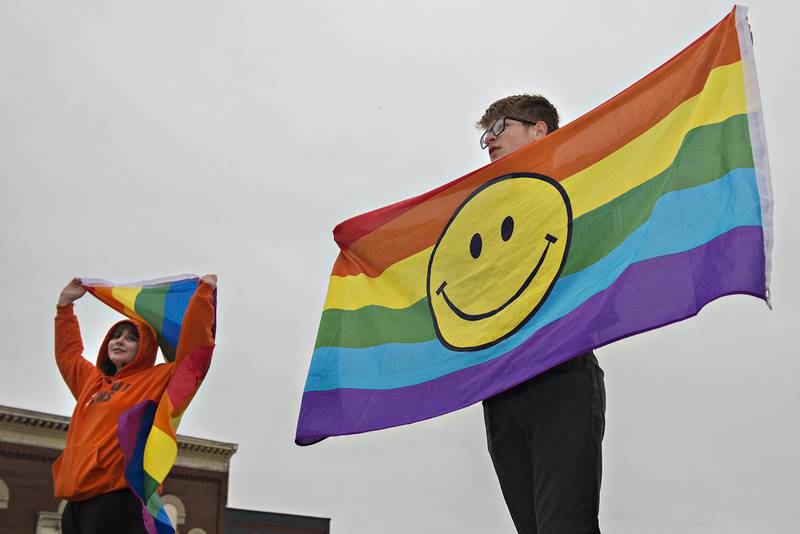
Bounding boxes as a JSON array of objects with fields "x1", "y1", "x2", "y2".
[{"x1": 477, "y1": 94, "x2": 606, "y2": 534}]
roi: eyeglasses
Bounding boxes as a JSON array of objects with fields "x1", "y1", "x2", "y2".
[{"x1": 480, "y1": 116, "x2": 540, "y2": 149}]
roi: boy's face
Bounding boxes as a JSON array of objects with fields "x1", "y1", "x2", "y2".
[{"x1": 484, "y1": 118, "x2": 548, "y2": 162}]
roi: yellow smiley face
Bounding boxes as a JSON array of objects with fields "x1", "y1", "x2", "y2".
[{"x1": 426, "y1": 173, "x2": 572, "y2": 351}]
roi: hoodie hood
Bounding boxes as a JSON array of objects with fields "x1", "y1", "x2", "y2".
[{"x1": 96, "y1": 318, "x2": 158, "y2": 377}]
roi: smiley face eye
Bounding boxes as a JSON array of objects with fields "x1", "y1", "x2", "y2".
[
  {"x1": 470, "y1": 233, "x2": 482, "y2": 259},
  {"x1": 501, "y1": 216, "x2": 514, "y2": 241}
]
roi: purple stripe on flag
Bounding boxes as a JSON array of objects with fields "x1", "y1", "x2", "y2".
[
  {"x1": 118, "y1": 401, "x2": 148, "y2": 468},
  {"x1": 296, "y1": 225, "x2": 766, "y2": 445}
]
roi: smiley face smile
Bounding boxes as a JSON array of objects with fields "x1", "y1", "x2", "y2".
[{"x1": 435, "y1": 233, "x2": 558, "y2": 321}]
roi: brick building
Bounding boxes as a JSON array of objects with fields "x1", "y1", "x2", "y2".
[
  {"x1": 0, "y1": 405, "x2": 330, "y2": 534},
  {"x1": 0, "y1": 404, "x2": 236, "y2": 533}
]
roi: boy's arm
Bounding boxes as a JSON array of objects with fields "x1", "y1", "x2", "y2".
[{"x1": 55, "y1": 303, "x2": 98, "y2": 399}]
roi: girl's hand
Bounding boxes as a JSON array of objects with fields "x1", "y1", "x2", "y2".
[
  {"x1": 200, "y1": 274, "x2": 217, "y2": 289},
  {"x1": 58, "y1": 278, "x2": 86, "y2": 307}
]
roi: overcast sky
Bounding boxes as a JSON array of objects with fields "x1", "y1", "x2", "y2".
[{"x1": 1, "y1": 1, "x2": 798, "y2": 532}]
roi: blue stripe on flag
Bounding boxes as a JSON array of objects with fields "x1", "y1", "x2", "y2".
[{"x1": 161, "y1": 279, "x2": 198, "y2": 354}]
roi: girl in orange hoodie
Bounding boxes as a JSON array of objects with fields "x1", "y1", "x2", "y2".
[{"x1": 54, "y1": 275, "x2": 217, "y2": 534}]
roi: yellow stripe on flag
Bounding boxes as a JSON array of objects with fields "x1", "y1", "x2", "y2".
[
  {"x1": 110, "y1": 286, "x2": 145, "y2": 321},
  {"x1": 142, "y1": 425, "x2": 178, "y2": 483},
  {"x1": 324, "y1": 248, "x2": 431, "y2": 311}
]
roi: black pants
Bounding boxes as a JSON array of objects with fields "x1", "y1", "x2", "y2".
[
  {"x1": 483, "y1": 352, "x2": 606, "y2": 534},
  {"x1": 61, "y1": 489, "x2": 147, "y2": 534}
]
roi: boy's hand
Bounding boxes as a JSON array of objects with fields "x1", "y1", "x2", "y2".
[{"x1": 58, "y1": 278, "x2": 86, "y2": 307}]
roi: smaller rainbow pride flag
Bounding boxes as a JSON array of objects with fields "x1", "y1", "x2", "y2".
[
  {"x1": 83, "y1": 274, "x2": 199, "y2": 362},
  {"x1": 84, "y1": 275, "x2": 216, "y2": 534}
]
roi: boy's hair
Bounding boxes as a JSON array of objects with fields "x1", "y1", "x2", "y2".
[
  {"x1": 110, "y1": 322, "x2": 139, "y2": 341},
  {"x1": 477, "y1": 94, "x2": 560, "y2": 134}
]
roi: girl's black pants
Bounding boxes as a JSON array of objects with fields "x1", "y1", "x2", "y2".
[{"x1": 61, "y1": 488, "x2": 147, "y2": 534}]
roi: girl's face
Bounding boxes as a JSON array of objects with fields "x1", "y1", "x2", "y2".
[{"x1": 108, "y1": 327, "x2": 139, "y2": 371}]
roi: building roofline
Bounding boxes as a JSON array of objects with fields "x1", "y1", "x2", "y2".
[
  {"x1": 0, "y1": 405, "x2": 238, "y2": 469},
  {"x1": 0, "y1": 405, "x2": 70, "y2": 430},
  {"x1": 226, "y1": 507, "x2": 331, "y2": 522}
]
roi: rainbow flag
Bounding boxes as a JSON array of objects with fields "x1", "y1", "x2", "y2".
[
  {"x1": 296, "y1": 6, "x2": 772, "y2": 445},
  {"x1": 83, "y1": 274, "x2": 200, "y2": 362},
  {"x1": 84, "y1": 275, "x2": 216, "y2": 534}
]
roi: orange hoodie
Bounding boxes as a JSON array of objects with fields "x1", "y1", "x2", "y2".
[{"x1": 52, "y1": 282, "x2": 215, "y2": 501}]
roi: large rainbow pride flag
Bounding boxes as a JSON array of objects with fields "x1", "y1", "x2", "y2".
[
  {"x1": 296, "y1": 6, "x2": 772, "y2": 445},
  {"x1": 84, "y1": 275, "x2": 216, "y2": 534}
]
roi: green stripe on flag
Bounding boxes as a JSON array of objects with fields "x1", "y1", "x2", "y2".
[
  {"x1": 315, "y1": 298, "x2": 434, "y2": 349},
  {"x1": 134, "y1": 285, "x2": 169, "y2": 333}
]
